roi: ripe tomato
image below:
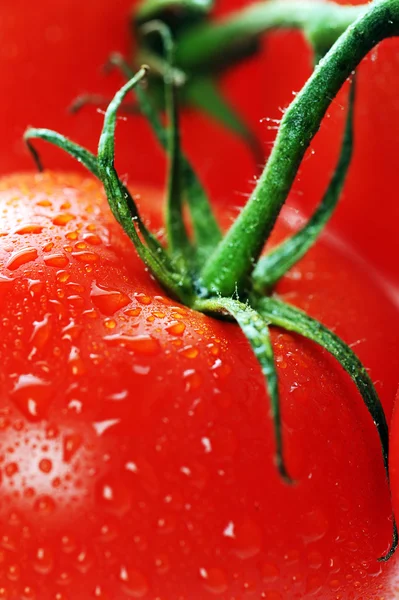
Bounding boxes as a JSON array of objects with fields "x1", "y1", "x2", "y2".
[{"x1": 1, "y1": 171, "x2": 399, "y2": 599}]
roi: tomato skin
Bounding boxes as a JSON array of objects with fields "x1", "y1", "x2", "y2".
[{"x1": 1, "y1": 171, "x2": 399, "y2": 598}]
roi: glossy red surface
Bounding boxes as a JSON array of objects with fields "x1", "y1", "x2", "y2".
[{"x1": 0, "y1": 172, "x2": 398, "y2": 597}]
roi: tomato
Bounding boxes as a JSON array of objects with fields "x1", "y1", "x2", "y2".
[
  {"x1": 1, "y1": 171, "x2": 399, "y2": 598},
  {"x1": 1, "y1": 0, "x2": 399, "y2": 289}
]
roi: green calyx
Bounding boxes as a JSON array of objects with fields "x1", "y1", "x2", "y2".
[
  {"x1": 131, "y1": 0, "x2": 367, "y2": 159},
  {"x1": 25, "y1": 0, "x2": 399, "y2": 559}
]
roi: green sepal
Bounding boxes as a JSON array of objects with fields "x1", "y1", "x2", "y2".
[
  {"x1": 97, "y1": 68, "x2": 195, "y2": 303},
  {"x1": 253, "y1": 76, "x2": 355, "y2": 292},
  {"x1": 175, "y1": 1, "x2": 365, "y2": 71},
  {"x1": 141, "y1": 21, "x2": 192, "y2": 264},
  {"x1": 24, "y1": 123, "x2": 171, "y2": 277},
  {"x1": 108, "y1": 53, "x2": 222, "y2": 262},
  {"x1": 134, "y1": 0, "x2": 214, "y2": 29},
  {"x1": 24, "y1": 129, "x2": 99, "y2": 176},
  {"x1": 256, "y1": 295, "x2": 398, "y2": 561},
  {"x1": 194, "y1": 296, "x2": 293, "y2": 483}
]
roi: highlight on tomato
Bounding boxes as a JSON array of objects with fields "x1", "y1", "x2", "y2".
[{"x1": 1, "y1": 1, "x2": 399, "y2": 599}]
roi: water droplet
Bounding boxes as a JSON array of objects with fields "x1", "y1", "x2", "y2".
[
  {"x1": 44, "y1": 254, "x2": 69, "y2": 268},
  {"x1": 154, "y1": 553, "x2": 170, "y2": 574},
  {"x1": 42, "y1": 242, "x2": 54, "y2": 252},
  {"x1": 6, "y1": 247, "x2": 38, "y2": 271},
  {"x1": 33, "y1": 495, "x2": 56, "y2": 515},
  {"x1": 104, "y1": 333, "x2": 160, "y2": 355},
  {"x1": 83, "y1": 233, "x2": 102, "y2": 246},
  {"x1": 125, "y1": 307, "x2": 141, "y2": 317},
  {"x1": 62, "y1": 434, "x2": 82, "y2": 463},
  {"x1": 119, "y1": 566, "x2": 149, "y2": 598},
  {"x1": 199, "y1": 567, "x2": 228, "y2": 595},
  {"x1": 91, "y1": 282, "x2": 131, "y2": 316},
  {"x1": 201, "y1": 437, "x2": 212, "y2": 454},
  {"x1": 56, "y1": 270, "x2": 70, "y2": 283},
  {"x1": 5, "y1": 462, "x2": 19, "y2": 477},
  {"x1": 232, "y1": 519, "x2": 263, "y2": 559},
  {"x1": 7, "y1": 563, "x2": 21, "y2": 582},
  {"x1": 92, "y1": 419, "x2": 120, "y2": 436},
  {"x1": 61, "y1": 321, "x2": 82, "y2": 342},
  {"x1": 180, "y1": 345, "x2": 199, "y2": 359},
  {"x1": 67, "y1": 294, "x2": 85, "y2": 308},
  {"x1": 33, "y1": 546, "x2": 54, "y2": 575},
  {"x1": 10, "y1": 375, "x2": 53, "y2": 421},
  {"x1": 75, "y1": 547, "x2": 94, "y2": 574},
  {"x1": 30, "y1": 314, "x2": 52, "y2": 353},
  {"x1": 68, "y1": 346, "x2": 86, "y2": 376},
  {"x1": 302, "y1": 509, "x2": 328, "y2": 543},
  {"x1": 21, "y1": 585, "x2": 37, "y2": 600},
  {"x1": 101, "y1": 318, "x2": 115, "y2": 330},
  {"x1": 38, "y1": 458, "x2": 52, "y2": 474},
  {"x1": 72, "y1": 251, "x2": 99, "y2": 264},
  {"x1": 135, "y1": 294, "x2": 152, "y2": 305},
  {"x1": 52, "y1": 213, "x2": 75, "y2": 226},
  {"x1": 15, "y1": 224, "x2": 43, "y2": 235},
  {"x1": 223, "y1": 521, "x2": 235, "y2": 538},
  {"x1": 167, "y1": 321, "x2": 186, "y2": 336},
  {"x1": 96, "y1": 478, "x2": 132, "y2": 516}
]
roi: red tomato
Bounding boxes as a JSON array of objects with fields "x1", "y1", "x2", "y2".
[
  {"x1": 1, "y1": 0, "x2": 398, "y2": 289},
  {"x1": 1, "y1": 171, "x2": 399, "y2": 598}
]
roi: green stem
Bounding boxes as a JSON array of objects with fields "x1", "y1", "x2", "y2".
[
  {"x1": 135, "y1": 0, "x2": 214, "y2": 26},
  {"x1": 175, "y1": 0, "x2": 366, "y2": 70},
  {"x1": 253, "y1": 75, "x2": 355, "y2": 292},
  {"x1": 200, "y1": 0, "x2": 399, "y2": 297},
  {"x1": 107, "y1": 53, "x2": 222, "y2": 261},
  {"x1": 142, "y1": 22, "x2": 192, "y2": 261}
]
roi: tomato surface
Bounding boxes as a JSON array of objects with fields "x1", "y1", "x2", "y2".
[
  {"x1": 1, "y1": 0, "x2": 399, "y2": 288},
  {"x1": 1, "y1": 171, "x2": 399, "y2": 599}
]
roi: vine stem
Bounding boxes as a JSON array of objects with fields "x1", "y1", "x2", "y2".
[
  {"x1": 200, "y1": 0, "x2": 399, "y2": 297},
  {"x1": 175, "y1": 0, "x2": 366, "y2": 68}
]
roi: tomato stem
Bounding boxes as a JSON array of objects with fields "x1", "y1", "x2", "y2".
[
  {"x1": 253, "y1": 76, "x2": 356, "y2": 292},
  {"x1": 174, "y1": 0, "x2": 366, "y2": 70},
  {"x1": 133, "y1": 0, "x2": 366, "y2": 149},
  {"x1": 107, "y1": 53, "x2": 222, "y2": 262},
  {"x1": 199, "y1": 0, "x2": 399, "y2": 297}
]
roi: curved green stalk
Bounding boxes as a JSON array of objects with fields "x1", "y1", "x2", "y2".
[
  {"x1": 195, "y1": 296, "x2": 292, "y2": 482},
  {"x1": 24, "y1": 83, "x2": 172, "y2": 275},
  {"x1": 253, "y1": 76, "x2": 355, "y2": 292},
  {"x1": 200, "y1": 0, "x2": 399, "y2": 297},
  {"x1": 108, "y1": 53, "x2": 222, "y2": 260},
  {"x1": 135, "y1": 0, "x2": 214, "y2": 26},
  {"x1": 141, "y1": 21, "x2": 192, "y2": 261},
  {"x1": 24, "y1": 129, "x2": 99, "y2": 176},
  {"x1": 175, "y1": 0, "x2": 365, "y2": 70},
  {"x1": 97, "y1": 69, "x2": 194, "y2": 302},
  {"x1": 256, "y1": 295, "x2": 397, "y2": 560}
]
